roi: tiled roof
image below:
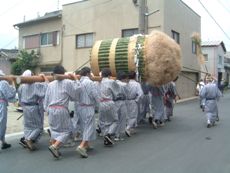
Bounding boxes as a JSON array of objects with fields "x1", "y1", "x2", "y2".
[
  {"x1": 14, "y1": 10, "x2": 62, "y2": 27},
  {"x1": 0, "y1": 49, "x2": 18, "y2": 59}
]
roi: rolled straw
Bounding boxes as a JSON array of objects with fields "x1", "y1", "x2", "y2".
[{"x1": 90, "y1": 31, "x2": 182, "y2": 86}]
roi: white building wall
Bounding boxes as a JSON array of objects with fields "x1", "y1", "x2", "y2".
[{"x1": 202, "y1": 45, "x2": 225, "y2": 81}]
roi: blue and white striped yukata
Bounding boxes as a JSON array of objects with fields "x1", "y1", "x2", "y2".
[
  {"x1": 0, "y1": 80, "x2": 16, "y2": 143},
  {"x1": 200, "y1": 82, "x2": 222, "y2": 125},
  {"x1": 114, "y1": 80, "x2": 128, "y2": 137},
  {"x1": 164, "y1": 82, "x2": 177, "y2": 118},
  {"x1": 44, "y1": 79, "x2": 81, "y2": 144},
  {"x1": 98, "y1": 77, "x2": 119, "y2": 136},
  {"x1": 126, "y1": 79, "x2": 143, "y2": 129},
  {"x1": 138, "y1": 83, "x2": 150, "y2": 123},
  {"x1": 38, "y1": 98, "x2": 45, "y2": 130},
  {"x1": 71, "y1": 101, "x2": 83, "y2": 137},
  {"x1": 149, "y1": 85, "x2": 166, "y2": 122},
  {"x1": 78, "y1": 76, "x2": 100, "y2": 141},
  {"x1": 18, "y1": 82, "x2": 48, "y2": 141}
]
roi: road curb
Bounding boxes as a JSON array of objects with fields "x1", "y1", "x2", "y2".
[{"x1": 176, "y1": 96, "x2": 198, "y2": 103}]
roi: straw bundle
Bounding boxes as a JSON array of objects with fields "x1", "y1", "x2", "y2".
[{"x1": 90, "y1": 30, "x2": 182, "y2": 86}]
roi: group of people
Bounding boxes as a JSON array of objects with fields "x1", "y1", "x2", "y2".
[
  {"x1": 196, "y1": 74, "x2": 222, "y2": 128},
  {"x1": 0, "y1": 66, "x2": 180, "y2": 159}
]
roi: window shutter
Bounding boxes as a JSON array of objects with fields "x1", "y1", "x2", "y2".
[
  {"x1": 52, "y1": 31, "x2": 58, "y2": 46},
  {"x1": 25, "y1": 35, "x2": 40, "y2": 49}
]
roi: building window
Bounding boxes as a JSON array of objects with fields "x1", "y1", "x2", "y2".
[
  {"x1": 218, "y1": 55, "x2": 222, "y2": 65},
  {"x1": 23, "y1": 35, "x2": 40, "y2": 49},
  {"x1": 40, "y1": 31, "x2": 59, "y2": 46},
  {"x1": 192, "y1": 41, "x2": 197, "y2": 54},
  {"x1": 171, "y1": 30, "x2": 180, "y2": 44},
  {"x1": 122, "y1": 28, "x2": 138, "y2": 37},
  {"x1": 76, "y1": 33, "x2": 94, "y2": 48},
  {"x1": 204, "y1": 54, "x2": 208, "y2": 62}
]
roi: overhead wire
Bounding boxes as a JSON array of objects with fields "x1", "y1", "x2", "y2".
[
  {"x1": 1, "y1": 37, "x2": 18, "y2": 49},
  {"x1": 0, "y1": 0, "x2": 27, "y2": 17},
  {"x1": 198, "y1": 0, "x2": 230, "y2": 41},
  {"x1": 217, "y1": 0, "x2": 230, "y2": 14},
  {"x1": 182, "y1": 66, "x2": 209, "y2": 74}
]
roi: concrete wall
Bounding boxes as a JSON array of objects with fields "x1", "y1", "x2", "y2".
[
  {"x1": 177, "y1": 71, "x2": 199, "y2": 98},
  {"x1": 147, "y1": 0, "x2": 164, "y2": 32},
  {"x1": 163, "y1": 0, "x2": 201, "y2": 71}
]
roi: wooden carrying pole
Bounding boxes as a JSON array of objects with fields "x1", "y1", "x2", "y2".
[
  {"x1": 0, "y1": 76, "x2": 17, "y2": 83},
  {"x1": 0, "y1": 75, "x2": 113, "y2": 84}
]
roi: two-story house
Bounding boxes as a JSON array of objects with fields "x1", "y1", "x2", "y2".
[{"x1": 201, "y1": 41, "x2": 226, "y2": 85}]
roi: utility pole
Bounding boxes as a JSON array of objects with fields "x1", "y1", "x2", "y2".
[{"x1": 138, "y1": 0, "x2": 146, "y2": 34}]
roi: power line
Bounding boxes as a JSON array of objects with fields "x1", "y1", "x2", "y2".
[
  {"x1": 1, "y1": 37, "x2": 18, "y2": 49},
  {"x1": 217, "y1": 0, "x2": 230, "y2": 14},
  {"x1": 198, "y1": 0, "x2": 230, "y2": 41},
  {"x1": 182, "y1": 66, "x2": 209, "y2": 74},
  {"x1": 0, "y1": 0, "x2": 27, "y2": 17}
]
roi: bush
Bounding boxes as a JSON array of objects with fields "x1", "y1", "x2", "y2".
[{"x1": 11, "y1": 50, "x2": 39, "y2": 75}]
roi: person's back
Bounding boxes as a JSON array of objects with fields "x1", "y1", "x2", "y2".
[
  {"x1": 75, "y1": 67, "x2": 101, "y2": 158},
  {"x1": 114, "y1": 71, "x2": 128, "y2": 140},
  {"x1": 125, "y1": 71, "x2": 143, "y2": 136},
  {"x1": 98, "y1": 68, "x2": 119, "y2": 146},
  {"x1": 19, "y1": 82, "x2": 47, "y2": 105},
  {"x1": 0, "y1": 70, "x2": 16, "y2": 149},
  {"x1": 204, "y1": 83, "x2": 221, "y2": 99},
  {"x1": 200, "y1": 76, "x2": 222, "y2": 128},
  {"x1": 44, "y1": 65, "x2": 81, "y2": 159},
  {"x1": 18, "y1": 70, "x2": 48, "y2": 150},
  {"x1": 149, "y1": 85, "x2": 165, "y2": 127},
  {"x1": 99, "y1": 77, "x2": 116, "y2": 100},
  {"x1": 138, "y1": 82, "x2": 150, "y2": 124},
  {"x1": 44, "y1": 79, "x2": 79, "y2": 109}
]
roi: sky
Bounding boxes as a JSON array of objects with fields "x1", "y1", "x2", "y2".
[{"x1": 0, "y1": 0, "x2": 230, "y2": 51}]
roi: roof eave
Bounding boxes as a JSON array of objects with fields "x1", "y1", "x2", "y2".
[{"x1": 14, "y1": 14, "x2": 62, "y2": 28}]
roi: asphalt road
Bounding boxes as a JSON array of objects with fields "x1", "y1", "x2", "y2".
[{"x1": 0, "y1": 92, "x2": 230, "y2": 173}]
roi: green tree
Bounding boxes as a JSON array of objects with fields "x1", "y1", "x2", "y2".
[{"x1": 11, "y1": 50, "x2": 39, "y2": 75}]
